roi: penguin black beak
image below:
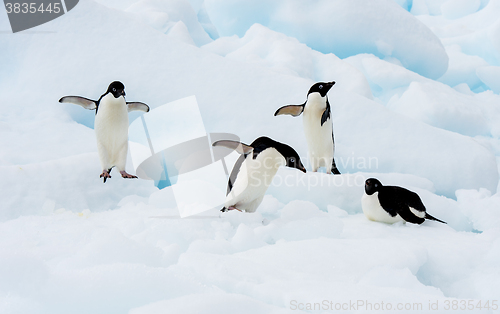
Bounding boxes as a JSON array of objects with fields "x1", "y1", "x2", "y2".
[
  {"x1": 299, "y1": 165, "x2": 306, "y2": 173},
  {"x1": 121, "y1": 90, "x2": 126, "y2": 96},
  {"x1": 325, "y1": 81, "x2": 335, "y2": 92}
]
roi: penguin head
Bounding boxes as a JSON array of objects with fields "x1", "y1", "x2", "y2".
[
  {"x1": 365, "y1": 178, "x2": 382, "y2": 195},
  {"x1": 307, "y1": 81, "x2": 335, "y2": 97},
  {"x1": 107, "y1": 81, "x2": 126, "y2": 98},
  {"x1": 282, "y1": 153, "x2": 305, "y2": 173},
  {"x1": 278, "y1": 145, "x2": 306, "y2": 173},
  {"x1": 251, "y1": 137, "x2": 307, "y2": 173}
]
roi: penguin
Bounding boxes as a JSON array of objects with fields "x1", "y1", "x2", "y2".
[
  {"x1": 274, "y1": 81, "x2": 340, "y2": 174},
  {"x1": 59, "y1": 81, "x2": 150, "y2": 183},
  {"x1": 213, "y1": 136, "x2": 306, "y2": 213},
  {"x1": 361, "y1": 178, "x2": 446, "y2": 224}
]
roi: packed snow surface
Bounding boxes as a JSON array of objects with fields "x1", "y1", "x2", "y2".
[{"x1": 1, "y1": 0, "x2": 500, "y2": 313}]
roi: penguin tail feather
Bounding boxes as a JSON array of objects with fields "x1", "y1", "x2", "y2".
[{"x1": 425, "y1": 213, "x2": 446, "y2": 224}]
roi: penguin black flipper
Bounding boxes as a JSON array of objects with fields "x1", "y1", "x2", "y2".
[
  {"x1": 127, "y1": 102, "x2": 150, "y2": 113},
  {"x1": 274, "y1": 103, "x2": 305, "y2": 117},
  {"x1": 59, "y1": 96, "x2": 97, "y2": 110},
  {"x1": 330, "y1": 131, "x2": 341, "y2": 174},
  {"x1": 226, "y1": 154, "x2": 246, "y2": 195},
  {"x1": 213, "y1": 140, "x2": 254, "y2": 194},
  {"x1": 396, "y1": 206, "x2": 426, "y2": 224},
  {"x1": 320, "y1": 99, "x2": 331, "y2": 126}
]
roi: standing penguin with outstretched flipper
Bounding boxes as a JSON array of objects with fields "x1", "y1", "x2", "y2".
[
  {"x1": 274, "y1": 81, "x2": 340, "y2": 174},
  {"x1": 59, "y1": 81, "x2": 149, "y2": 182},
  {"x1": 213, "y1": 136, "x2": 306, "y2": 213}
]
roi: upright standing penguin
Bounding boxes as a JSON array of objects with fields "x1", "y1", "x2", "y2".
[
  {"x1": 213, "y1": 136, "x2": 306, "y2": 213},
  {"x1": 274, "y1": 81, "x2": 340, "y2": 174},
  {"x1": 59, "y1": 81, "x2": 150, "y2": 182}
]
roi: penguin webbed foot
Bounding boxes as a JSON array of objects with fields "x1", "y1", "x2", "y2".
[
  {"x1": 120, "y1": 171, "x2": 138, "y2": 179},
  {"x1": 100, "y1": 170, "x2": 112, "y2": 183}
]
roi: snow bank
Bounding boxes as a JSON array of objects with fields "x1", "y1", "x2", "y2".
[
  {"x1": 476, "y1": 65, "x2": 500, "y2": 93},
  {"x1": 418, "y1": 0, "x2": 500, "y2": 67},
  {"x1": 438, "y1": 44, "x2": 490, "y2": 91},
  {"x1": 331, "y1": 89, "x2": 498, "y2": 197},
  {"x1": 1, "y1": 195, "x2": 496, "y2": 313},
  {"x1": 457, "y1": 188, "x2": 500, "y2": 231},
  {"x1": 389, "y1": 81, "x2": 490, "y2": 137},
  {"x1": 344, "y1": 53, "x2": 429, "y2": 102},
  {"x1": 0, "y1": 153, "x2": 157, "y2": 221},
  {"x1": 441, "y1": 0, "x2": 482, "y2": 19},
  {"x1": 125, "y1": 0, "x2": 213, "y2": 46},
  {"x1": 346, "y1": 53, "x2": 500, "y2": 139},
  {"x1": 202, "y1": 24, "x2": 373, "y2": 99},
  {"x1": 129, "y1": 292, "x2": 293, "y2": 314},
  {"x1": 204, "y1": 0, "x2": 449, "y2": 79}
]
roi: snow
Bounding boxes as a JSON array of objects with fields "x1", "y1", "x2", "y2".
[
  {"x1": 204, "y1": 0, "x2": 449, "y2": 79},
  {"x1": 202, "y1": 23, "x2": 373, "y2": 99},
  {"x1": 441, "y1": 0, "x2": 482, "y2": 19},
  {"x1": 1, "y1": 0, "x2": 500, "y2": 313},
  {"x1": 476, "y1": 65, "x2": 500, "y2": 93},
  {"x1": 125, "y1": 0, "x2": 213, "y2": 46},
  {"x1": 438, "y1": 44, "x2": 490, "y2": 91},
  {"x1": 388, "y1": 81, "x2": 490, "y2": 137}
]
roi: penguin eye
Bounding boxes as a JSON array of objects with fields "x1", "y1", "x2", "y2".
[
  {"x1": 289, "y1": 157, "x2": 295, "y2": 163},
  {"x1": 113, "y1": 88, "x2": 116, "y2": 92},
  {"x1": 319, "y1": 85, "x2": 323, "y2": 89}
]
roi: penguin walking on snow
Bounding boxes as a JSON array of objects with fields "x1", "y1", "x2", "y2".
[
  {"x1": 213, "y1": 136, "x2": 306, "y2": 213},
  {"x1": 362, "y1": 178, "x2": 446, "y2": 224},
  {"x1": 59, "y1": 81, "x2": 149, "y2": 183},
  {"x1": 274, "y1": 81, "x2": 340, "y2": 174}
]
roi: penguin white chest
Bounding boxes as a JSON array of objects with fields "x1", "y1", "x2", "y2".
[
  {"x1": 302, "y1": 93, "x2": 334, "y2": 168},
  {"x1": 361, "y1": 192, "x2": 403, "y2": 224},
  {"x1": 94, "y1": 94, "x2": 129, "y2": 168},
  {"x1": 225, "y1": 148, "x2": 285, "y2": 212}
]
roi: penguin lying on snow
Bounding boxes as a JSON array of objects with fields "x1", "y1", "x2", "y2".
[
  {"x1": 213, "y1": 136, "x2": 306, "y2": 213},
  {"x1": 362, "y1": 178, "x2": 446, "y2": 224},
  {"x1": 274, "y1": 81, "x2": 340, "y2": 175},
  {"x1": 59, "y1": 81, "x2": 149, "y2": 183}
]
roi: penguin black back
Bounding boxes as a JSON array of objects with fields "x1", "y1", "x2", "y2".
[{"x1": 364, "y1": 178, "x2": 446, "y2": 224}]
